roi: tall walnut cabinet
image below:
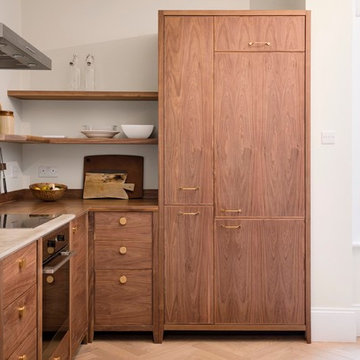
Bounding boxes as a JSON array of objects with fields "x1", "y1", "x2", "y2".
[{"x1": 158, "y1": 10, "x2": 310, "y2": 342}]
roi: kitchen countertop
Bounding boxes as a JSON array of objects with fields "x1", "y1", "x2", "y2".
[{"x1": 0, "y1": 198, "x2": 158, "y2": 260}]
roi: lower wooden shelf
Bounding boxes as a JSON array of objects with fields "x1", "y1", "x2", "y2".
[{"x1": 0, "y1": 135, "x2": 158, "y2": 145}]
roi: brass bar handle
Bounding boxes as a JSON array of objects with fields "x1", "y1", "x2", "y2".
[
  {"x1": 248, "y1": 41, "x2": 271, "y2": 47},
  {"x1": 221, "y1": 225, "x2": 241, "y2": 229},
  {"x1": 53, "y1": 357, "x2": 61, "y2": 360},
  {"x1": 221, "y1": 209, "x2": 242, "y2": 213},
  {"x1": 178, "y1": 186, "x2": 200, "y2": 191},
  {"x1": 18, "y1": 258, "x2": 26, "y2": 269},
  {"x1": 178, "y1": 212, "x2": 200, "y2": 216},
  {"x1": 18, "y1": 305, "x2": 25, "y2": 318},
  {"x1": 18, "y1": 355, "x2": 27, "y2": 360}
]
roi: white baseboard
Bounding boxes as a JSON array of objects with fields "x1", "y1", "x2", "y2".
[
  {"x1": 354, "y1": 304, "x2": 360, "y2": 337},
  {"x1": 311, "y1": 307, "x2": 357, "y2": 342}
]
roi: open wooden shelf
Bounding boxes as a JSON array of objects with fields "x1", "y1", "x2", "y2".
[
  {"x1": 7, "y1": 90, "x2": 158, "y2": 101},
  {"x1": 0, "y1": 134, "x2": 158, "y2": 145}
]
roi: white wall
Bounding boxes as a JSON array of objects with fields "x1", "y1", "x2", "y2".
[
  {"x1": 20, "y1": 0, "x2": 249, "y2": 188},
  {"x1": 0, "y1": 0, "x2": 26, "y2": 191},
  {"x1": 250, "y1": 0, "x2": 305, "y2": 9}
]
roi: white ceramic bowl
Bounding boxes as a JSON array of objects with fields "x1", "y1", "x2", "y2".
[{"x1": 121, "y1": 125, "x2": 154, "y2": 139}]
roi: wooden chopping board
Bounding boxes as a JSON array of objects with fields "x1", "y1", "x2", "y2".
[{"x1": 83, "y1": 155, "x2": 143, "y2": 199}]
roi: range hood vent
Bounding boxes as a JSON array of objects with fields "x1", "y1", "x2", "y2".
[{"x1": 0, "y1": 23, "x2": 51, "y2": 70}]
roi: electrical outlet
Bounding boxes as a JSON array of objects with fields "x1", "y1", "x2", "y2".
[
  {"x1": 38, "y1": 166, "x2": 58, "y2": 178},
  {"x1": 321, "y1": 131, "x2": 336, "y2": 145}
]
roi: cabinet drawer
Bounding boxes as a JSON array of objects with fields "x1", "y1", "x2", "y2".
[
  {"x1": 95, "y1": 240, "x2": 152, "y2": 270},
  {"x1": 215, "y1": 16, "x2": 305, "y2": 52},
  {"x1": 94, "y1": 212, "x2": 152, "y2": 241},
  {"x1": 8, "y1": 328, "x2": 37, "y2": 360},
  {"x1": 95, "y1": 269, "x2": 152, "y2": 326},
  {"x1": 2, "y1": 242, "x2": 37, "y2": 308},
  {"x1": 3, "y1": 285, "x2": 37, "y2": 359},
  {"x1": 48, "y1": 330, "x2": 70, "y2": 360}
]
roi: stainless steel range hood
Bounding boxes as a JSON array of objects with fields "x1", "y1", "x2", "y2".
[{"x1": 0, "y1": 23, "x2": 51, "y2": 70}]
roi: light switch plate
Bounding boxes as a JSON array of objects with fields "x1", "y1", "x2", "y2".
[{"x1": 321, "y1": 131, "x2": 336, "y2": 145}]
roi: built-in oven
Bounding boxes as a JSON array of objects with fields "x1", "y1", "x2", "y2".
[{"x1": 42, "y1": 224, "x2": 73, "y2": 359}]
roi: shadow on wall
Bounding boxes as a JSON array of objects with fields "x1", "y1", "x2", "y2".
[
  {"x1": 26, "y1": 34, "x2": 158, "y2": 91},
  {"x1": 250, "y1": 0, "x2": 305, "y2": 10}
]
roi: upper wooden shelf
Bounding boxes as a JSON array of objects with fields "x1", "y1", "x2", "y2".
[
  {"x1": 7, "y1": 90, "x2": 158, "y2": 101},
  {"x1": 0, "y1": 134, "x2": 158, "y2": 145}
]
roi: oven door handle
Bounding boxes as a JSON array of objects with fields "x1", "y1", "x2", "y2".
[{"x1": 43, "y1": 250, "x2": 75, "y2": 274}]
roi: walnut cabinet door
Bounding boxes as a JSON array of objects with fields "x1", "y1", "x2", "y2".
[
  {"x1": 164, "y1": 206, "x2": 213, "y2": 324},
  {"x1": 215, "y1": 220, "x2": 305, "y2": 324},
  {"x1": 214, "y1": 52, "x2": 305, "y2": 217},
  {"x1": 164, "y1": 16, "x2": 213, "y2": 205}
]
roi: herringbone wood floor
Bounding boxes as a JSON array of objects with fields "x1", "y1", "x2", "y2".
[{"x1": 75, "y1": 333, "x2": 360, "y2": 360}]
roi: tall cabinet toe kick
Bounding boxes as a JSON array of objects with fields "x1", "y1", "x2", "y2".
[
  {"x1": 158, "y1": 11, "x2": 310, "y2": 342},
  {"x1": 91, "y1": 210, "x2": 159, "y2": 342}
]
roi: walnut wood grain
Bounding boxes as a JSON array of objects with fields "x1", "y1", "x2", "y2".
[
  {"x1": 7, "y1": 328, "x2": 37, "y2": 360},
  {"x1": 95, "y1": 269, "x2": 152, "y2": 326},
  {"x1": 215, "y1": 16, "x2": 305, "y2": 52},
  {"x1": 160, "y1": 10, "x2": 308, "y2": 16},
  {"x1": 215, "y1": 52, "x2": 305, "y2": 217},
  {"x1": 37, "y1": 239, "x2": 42, "y2": 360},
  {"x1": 95, "y1": 240, "x2": 152, "y2": 270},
  {"x1": 70, "y1": 214, "x2": 88, "y2": 357},
  {"x1": 164, "y1": 16, "x2": 213, "y2": 205},
  {"x1": 164, "y1": 324, "x2": 306, "y2": 331},
  {"x1": 94, "y1": 211, "x2": 152, "y2": 241},
  {"x1": 215, "y1": 220, "x2": 305, "y2": 325},
  {"x1": 2, "y1": 242, "x2": 37, "y2": 308},
  {"x1": 3, "y1": 285, "x2": 37, "y2": 358},
  {"x1": 164, "y1": 206, "x2": 213, "y2": 324},
  {"x1": 87, "y1": 212, "x2": 95, "y2": 343},
  {"x1": 7, "y1": 90, "x2": 158, "y2": 101},
  {"x1": 49, "y1": 330, "x2": 70, "y2": 360}
]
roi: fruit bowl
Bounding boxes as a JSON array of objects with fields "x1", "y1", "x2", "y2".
[{"x1": 29, "y1": 183, "x2": 68, "y2": 201}]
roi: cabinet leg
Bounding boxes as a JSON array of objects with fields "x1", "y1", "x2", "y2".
[{"x1": 153, "y1": 329, "x2": 164, "y2": 344}]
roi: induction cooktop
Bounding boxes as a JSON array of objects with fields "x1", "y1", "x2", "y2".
[{"x1": 0, "y1": 214, "x2": 59, "y2": 229}]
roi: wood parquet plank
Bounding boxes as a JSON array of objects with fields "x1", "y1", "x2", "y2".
[{"x1": 75, "y1": 333, "x2": 360, "y2": 360}]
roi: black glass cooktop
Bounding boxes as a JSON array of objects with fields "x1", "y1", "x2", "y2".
[{"x1": 0, "y1": 214, "x2": 59, "y2": 229}]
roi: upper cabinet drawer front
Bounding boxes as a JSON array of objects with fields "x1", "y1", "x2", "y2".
[
  {"x1": 94, "y1": 212, "x2": 152, "y2": 240},
  {"x1": 215, "y1": 16, "x2": 305, "y2": 52},
  {"x1": 2, "y1": 242, "x2": 37, "y2": 308},
  {"x1": 164, "y1": 16, "x2": 214, "y2": 205},
  {"x1": 3, "y1": 285, "x2": 37, "y2": 359}
]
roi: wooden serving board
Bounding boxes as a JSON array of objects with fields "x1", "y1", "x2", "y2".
[{"x1": 83, "y1": 155, "x2": 144, "y2": 199}]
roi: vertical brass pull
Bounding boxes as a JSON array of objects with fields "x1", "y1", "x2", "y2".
[
  {"x1": 119, "y1": 217, "x2": 127, "y2": 226},
  {"x1": 179, "y1": 186, "x2": 200, "y2": 191},
  {"x1": 72, "y1": 225, "x2": 78, "y2": 234},
  {"x1": 119, "y1": 275, "x2": 127, "y2": 284},
  {"x1": 17, "y1": 305, "x2": 25, "y2": 318},
  {"x1": 18, "y1": 355, "x2": 27, "y2": 360},
  {"x1": 18, "y1": 258, "x2": 26, "y2": 269},
  {"x1": 248, "y1": 41, "x2": 271, "y2": 47},
  {"x1": 178, "y1": 212, "x2": 200, "y2": 216},
  {"x1": 119, "y1": 246, "x2": 127, "y2": 255}
]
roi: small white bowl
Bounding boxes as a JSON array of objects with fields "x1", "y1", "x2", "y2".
[{"x1": 121, "y1": 125, "x2": 154, "y2": 139}]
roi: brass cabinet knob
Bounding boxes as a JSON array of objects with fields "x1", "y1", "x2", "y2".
[
  {"x1": 18, "y1": 355, "x2": 27, "y2": 360},
  {"x1": 119, "y1": 217, "x2": 127, "y2": 226},
  {"x1": 119, "y1": 275, "x2": 127, "y2": 284},
  {"x1": 72, "y1": 225, "x2": 78, "y2": 234},
  {"x1": 17, "y1": 305, "x2": 25, "y2": 318},
  {"x1": 18, "y1": 258, "x2": 26, "y2": 269},
  {"x1": 53, "y1": 357, "x2": 61, "y2": 360},
  {"x1": 46, "y1": 275, "x2": 55, "y2": 284},
  {"x1": 47, "y1": 247, "x2": 55, "y2": 255},
  {"x1": 119, "y1": 246, "x2": 127, "y2": 255}
]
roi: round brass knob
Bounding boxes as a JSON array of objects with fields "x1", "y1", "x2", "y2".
[
  {"x1": 119, "y1": 217, "x2": 127, "y2": 226},
  {"x1": 47, "y1": 247, "x2": 55, "y2": 255},
  {"x1": 53, "y1": 357, "x2": 61, "y2": 360},
  {"x1": 46, "y1": 275, "x2": 55, "y2": 284},
  {"x1": 119, "y1": 275, "x2": 127, "y2": 284},
  {"x1": 18, "y1": 355, "x2": 27, "y2": 360},
  {"x1": 119, "y1": 246, "x2": 127, "y2": 255}
]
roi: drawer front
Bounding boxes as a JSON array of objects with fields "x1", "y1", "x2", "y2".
[
  {"x1": 8, "y1": 329, "x2": 37, "y2": 360},
  {"x1": 215, "y1": 16, "x2": 305, "y2": 52},
  {"x1": 95, "y1": 212, "x2": 152, "y2": 241},
  {"x1": 95, "y1": 269, "x2": 152, "y2": 326},
  {"x1": 3, "y1": 285, "x2": 37, "y2": 358},
  {"x1": 49, "y1": 330, "x2": 70, "y2": 360},
  {"x1": 95, "y1": 240, "x2": 152, "y2": 270},
  {"x1": 2, "y1": 242, "x2": 37, "y2": 308}
]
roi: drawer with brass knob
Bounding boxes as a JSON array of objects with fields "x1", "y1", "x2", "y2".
[
  {"x1": 7, "y1": 329, "x2": 36, "y2": 360},
  {"x1": 3, "y1": 285, "x2": 37, "y2": 359},
  {"x1": 95, "y1": 269, "x2": 152, "y2": 326},
  {"x1": 95, "y1": 240, "x2": 152, "y2": 270},
  {"x1": 94, "y1": 212, "x2": 152, "y2": 241}
]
